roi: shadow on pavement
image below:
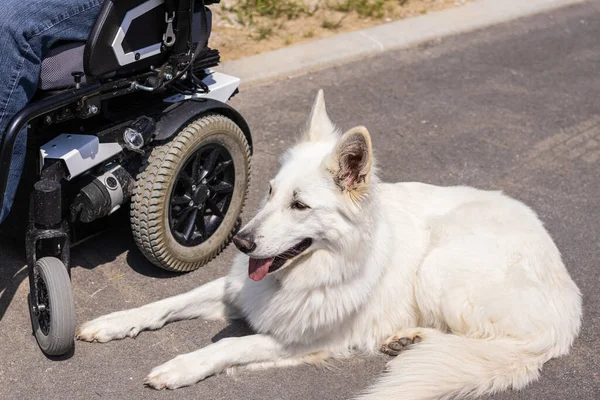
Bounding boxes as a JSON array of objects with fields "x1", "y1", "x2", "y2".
[
  {"x1": 0, "y1": 212, "x2": 184, "y2": 323},
  {"x1": 211, "y1": 319, "x2": 254, "y2": 343},
  {"x1": 71, "y1": 215, "x2": 184, "y2": 279},
  {"x1": 0, "y1": 235, "x2": 27, "y2": 322}
]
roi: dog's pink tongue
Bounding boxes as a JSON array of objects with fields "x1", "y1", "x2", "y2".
[{"x1": 248, "y1": 257, "x2": 274, "y2": 281}]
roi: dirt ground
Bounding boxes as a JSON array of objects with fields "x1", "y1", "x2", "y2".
[{"x1": 210, "y1": 0, "x2": 472, "y2": 61}]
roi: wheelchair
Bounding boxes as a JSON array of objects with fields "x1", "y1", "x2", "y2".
[{"x1": 0, "y1": 0, "x2": 252, "y2": 356}]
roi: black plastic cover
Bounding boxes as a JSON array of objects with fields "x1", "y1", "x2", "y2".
[{"x1": 84, "y1": 0, "x2": 213, "y2": 79}]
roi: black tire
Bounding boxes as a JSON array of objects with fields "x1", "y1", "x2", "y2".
[
  {"x1": 30, "y1": 257, "x2": 76, "y2": 356},
  {"x1": 131, "y1": 114, "x2": 251, "y2": 272}
]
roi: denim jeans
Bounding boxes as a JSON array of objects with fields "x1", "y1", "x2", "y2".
[{"x1": 0, "y1": 0, "x2": 102, "y2": 223}]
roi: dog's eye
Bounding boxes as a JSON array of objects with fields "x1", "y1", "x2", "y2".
[{"x1": 291, "y1": 200, "x2": 310, "y2": 210}]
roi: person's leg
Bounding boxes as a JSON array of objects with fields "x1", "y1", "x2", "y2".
[{"x1": 0, "y1": 0, "x2": 103, "y2": 222}]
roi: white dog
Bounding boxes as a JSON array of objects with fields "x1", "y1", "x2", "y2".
[{"x1": 77, "y1": 90, "x2": 582, "y2": 400}]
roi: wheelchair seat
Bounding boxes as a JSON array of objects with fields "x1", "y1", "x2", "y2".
[
  {"x1": 39, "y1": 0, "x2": 213, "y2": 91},
  {"x1": 40, "y1": 42, "x2": 88, "y2": 91}
]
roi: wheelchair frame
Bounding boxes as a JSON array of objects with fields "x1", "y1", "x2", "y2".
[{"x1": 0, "y1": 0, "x2": 253, "y2": 356}]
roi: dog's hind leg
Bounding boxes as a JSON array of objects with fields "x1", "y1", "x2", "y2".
[
  {"x1": 380, "y1": 329, "x2": 425, "y2": 356},
  {"x1": 144, "y1": 334, "x2": 315, "y2": 390},
  {"x1": 77, "y1": 277, "x2": 233, "y2": 343}
]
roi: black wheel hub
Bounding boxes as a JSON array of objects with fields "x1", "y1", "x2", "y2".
[
  {"x1": 169, "y1": 143, "x2": 235, "y2": 247},
  {"x1": 192, "y1": 185, "x2": 210, "y2": 205},
  {"x1": 34, "y1": 273, "x2": 51, "y2": 336}
]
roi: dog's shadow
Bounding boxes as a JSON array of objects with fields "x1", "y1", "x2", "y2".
[{"x1": 211, "y1": 319, "x2": 254, "y2": 343}]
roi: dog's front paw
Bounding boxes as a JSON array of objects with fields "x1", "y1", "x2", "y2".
[
  {"x1": 144, "y1": 354, "x2": 216, "y2": 390},
  {"x1": 76, "y1": 309, "x2": 144, "y2": 343}
]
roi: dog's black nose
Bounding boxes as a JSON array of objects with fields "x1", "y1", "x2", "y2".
[{"x1": 233, "y1": 232, "x2": 256, "y2": 254}]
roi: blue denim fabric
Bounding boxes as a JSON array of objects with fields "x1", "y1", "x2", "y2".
[{"x1": 0, "y1": 0, "x2": 102, "y2": 222}]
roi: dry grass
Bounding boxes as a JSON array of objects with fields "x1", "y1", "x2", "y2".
[{"x1": 210, "y1": 0, "x2": 472, "y2": 61}]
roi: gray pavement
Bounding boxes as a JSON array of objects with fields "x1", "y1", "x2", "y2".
[{"x1": 1, "y1": 2, "x2": 600, "y2": 399}]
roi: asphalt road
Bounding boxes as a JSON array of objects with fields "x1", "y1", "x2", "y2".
[{"x1": 1, "y1": 2, "x2": 599, "y2": 399}]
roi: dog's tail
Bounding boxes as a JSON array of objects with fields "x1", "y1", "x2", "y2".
[{"x1": 356, "y1": 328, "x2": 567, "y2": 400}]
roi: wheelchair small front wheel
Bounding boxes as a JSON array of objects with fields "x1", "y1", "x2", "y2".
[
  {"x1": 29, "y1": 257, "x2": 76, "y2": 356},
  {"x1": 131, "y1": 114, "x2": 251, "y2": 272}
]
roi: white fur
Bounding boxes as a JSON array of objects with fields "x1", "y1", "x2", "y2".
[{"x1": 77, "y1": 90, "x2": 582, "y2": 399}]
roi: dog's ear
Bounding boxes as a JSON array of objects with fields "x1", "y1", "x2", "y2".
[
  {"x1": 305, "y1": 89, "x2": 337, "y2": 142},
  {"x1": 326, "y1": 126, "x2": 373, "y2": 196}
]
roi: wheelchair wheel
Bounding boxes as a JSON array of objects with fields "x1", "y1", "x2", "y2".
[
  {"x1": 29, "y1": 257, "x2": 76, "y2": 356},
  {"x1": 131, "y1": 114, "x2": 251, "y2": 272}
]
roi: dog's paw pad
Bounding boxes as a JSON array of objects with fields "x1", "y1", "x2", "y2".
[{"x1": 381, "y1": 335, "x2": 421, "y2": 356}]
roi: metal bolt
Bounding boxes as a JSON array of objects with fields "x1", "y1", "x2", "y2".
[
  {"x1": 165, "y1": 73, "x2": 173, "y2": 80},
  {"x1": 189, "y1": 201, "x2": 194, "y2": 206},
  {"x1": 44, "y1": 115, "x2": 52, "y2": 125},
  {"x1": 88, "y1": 105, "x2": 98, "y2": 114},
  {"x1": 192, "y1": 185, "x2": 196, "y2": 190},
  {"x1": 202, "y1": 179, "x2": 207, "y2": 184}
]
